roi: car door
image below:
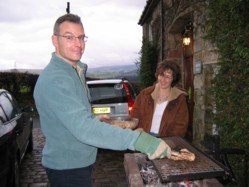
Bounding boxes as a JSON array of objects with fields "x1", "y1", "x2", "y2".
[
  {"x1": 0, "y1": 91, "x2": 30, "y2": 160},
  {"x1": 6, "y1": 92, "x2": 31, "y2": 159},
  {"x1": 0, "y1": 91, "x2": 18, "y2": 138},
  {"x1": 0, "y1": 91, "x2": 16, "y2": 186}
]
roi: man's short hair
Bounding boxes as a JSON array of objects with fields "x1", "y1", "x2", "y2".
[{"x1": 53, "y1": 14, "x2": 83, "y2": 35}]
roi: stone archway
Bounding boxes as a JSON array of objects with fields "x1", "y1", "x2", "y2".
[{"x1": 165, "y1": 14, "x2": 195, "y2": 141}]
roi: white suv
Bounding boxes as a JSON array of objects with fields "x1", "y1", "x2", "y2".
[{"x1": 87, "y1": 78, "x2": 138, "y2": 120}]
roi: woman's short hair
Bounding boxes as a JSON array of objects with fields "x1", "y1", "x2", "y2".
[
  {"x1": 155, "y1": 60, "x2": 181, "y2": 87},
  {"x1": 53, "y1": 14, "x2": 83, "y2": 35}
]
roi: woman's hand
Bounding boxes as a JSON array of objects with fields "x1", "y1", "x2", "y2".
[{"x1": 96, "y1": 115, "x2": 110, "y2": 122}]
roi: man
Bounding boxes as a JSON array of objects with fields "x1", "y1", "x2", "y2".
[{"x1": 34, "y1": 13, "x2": 171, "y2": 187}]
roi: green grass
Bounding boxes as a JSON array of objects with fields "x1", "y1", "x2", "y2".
[{"x1": 20, "y1": 86, "x2": 31, "y2": 93}]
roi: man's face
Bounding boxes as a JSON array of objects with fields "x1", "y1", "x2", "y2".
[{"x1": 52, "y1": 21, "x2": 86, "y2": 66}]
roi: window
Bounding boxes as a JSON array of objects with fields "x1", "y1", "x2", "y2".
[
  {"x1": 0, "y1": 91, "x2": 20, "y2": 121},
  {"x1": 0, "y1": 91, "x2": 20, "y2": 137},
  {"x1": 88, "y1": 84, "x2": 128, "y2": 104},
  {"x1": 0, "y1": 106, "x2": 6, "y2": 123}
]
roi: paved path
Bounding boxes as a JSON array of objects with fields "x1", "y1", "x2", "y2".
[{"x1": 20, "y1": 128, "x2": 128, "y2": 187}]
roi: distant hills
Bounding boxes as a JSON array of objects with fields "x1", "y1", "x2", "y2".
[
  {"x1": 87, "y1": 64, "x2": 139, "y2": 82},
  {"x1": 1, "y1": 64, "x2": 140, "y2": 83}
]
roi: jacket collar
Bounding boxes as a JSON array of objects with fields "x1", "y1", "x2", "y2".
[
  {"x1": 151, "y1": 83, "x2": 187, "y2": 103},
  {"x1": 51, "y1": 52, "x2": 88, "y2": 74}
]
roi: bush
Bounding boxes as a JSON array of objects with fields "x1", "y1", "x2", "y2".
[{"x1": 206, "y1": 0, "x2": 249, "y2": 186}]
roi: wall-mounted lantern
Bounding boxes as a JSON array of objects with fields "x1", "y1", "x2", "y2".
[
  {"x1": 182, "y1": 21, "x2": 193, "y2": 46},
  {"x1": 183, "y1": 36, "x2": 191, "y2": 46}
]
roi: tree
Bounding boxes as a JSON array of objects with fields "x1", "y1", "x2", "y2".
[{"x1": 138, "y1": 39, "x2": 159, "y2": 89}]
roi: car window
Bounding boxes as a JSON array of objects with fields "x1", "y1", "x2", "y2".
[
  {"x1": 0, "y1": 91, "x2": 20, "y2": 121},
  {"x1": 88, "y1": 83, "x2": 128, "y2": 104},
  {"x1": 0, "y1": 120, "x2": 17, "y2": 138},
  {"x1": 0, "y1": 106, "x2": 6, "y2": 123},
  {"x1": 0, "y1": 91, "x2": 21, "y2": 138}
]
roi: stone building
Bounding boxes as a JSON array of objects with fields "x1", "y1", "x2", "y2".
[{"x1": 138, "y1": 0, "x2": 219, "y2": 143}]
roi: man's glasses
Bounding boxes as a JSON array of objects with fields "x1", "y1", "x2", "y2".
[{"x1": 55, "y1": 34, "x2": 88, "y2": 43}]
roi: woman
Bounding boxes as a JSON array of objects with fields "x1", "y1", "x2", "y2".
[{"x1": 131, "y1": 60, "x2": 189, "y2": 137}]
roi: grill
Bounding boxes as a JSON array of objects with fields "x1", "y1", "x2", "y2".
[{"x1": 151, "y1": 137, "x2": 230, "y2": 183}]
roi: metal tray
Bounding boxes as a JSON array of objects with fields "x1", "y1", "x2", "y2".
[
  {"x1": 152, "y1": 137, "x2": 230, "y2": 183},
  {"x1": 109, "y1": 114, "x2": 130, "y2": 121}
]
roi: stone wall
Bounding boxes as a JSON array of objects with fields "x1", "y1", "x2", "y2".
[{"x1": 193, "y1": 5, "x2": 219, "y2": 140}]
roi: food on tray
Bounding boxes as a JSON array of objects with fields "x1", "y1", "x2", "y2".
[
  {"x1": 170, "y1": 148, "x2": 195, "y2": 161},
  {"x1": 107, "y1": 118, "x2": 138, "y2": 129}
]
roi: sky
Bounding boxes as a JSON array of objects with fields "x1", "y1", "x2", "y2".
[{"x1": 0, "y1": 0, "x2": 146, "y2": 70}]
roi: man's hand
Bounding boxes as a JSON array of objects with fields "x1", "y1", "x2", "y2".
[
  {"x1": 135, "y1": 128, "x2": 144, "y2": 132},
  {"x1": 134, "y1": 132, "x2": 171, "y2": 160}
]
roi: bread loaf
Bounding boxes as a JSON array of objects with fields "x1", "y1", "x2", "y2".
[{"x1": 170, "y1": 148, "x2": 195, "y2": 161}]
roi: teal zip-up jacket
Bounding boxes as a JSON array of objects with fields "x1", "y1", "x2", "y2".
[{"x1": 34, "y1": 53, "x2": 140, "y2": 170}]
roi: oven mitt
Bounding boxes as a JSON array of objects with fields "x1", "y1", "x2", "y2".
[{"x1": 134, "y1": 131, "x2": 171, "y2": 160}]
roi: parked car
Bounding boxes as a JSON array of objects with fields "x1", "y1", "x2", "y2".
[
  {"x1": 87, "y1": 78, "x2": 138, "y2": 119},
  {"x1": 0, "y1": 89, "x2": 33, "y2": 187}
]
